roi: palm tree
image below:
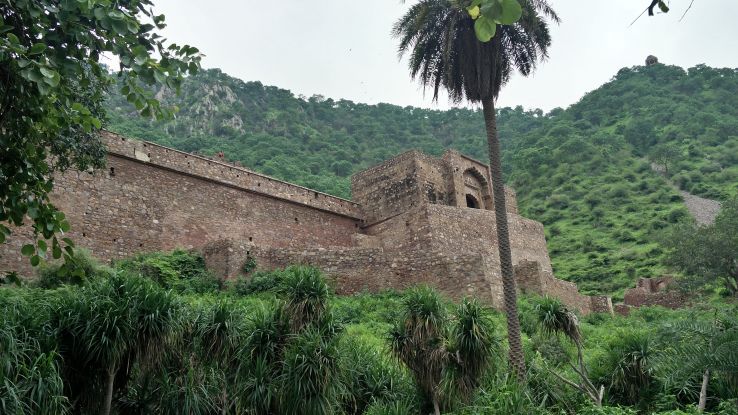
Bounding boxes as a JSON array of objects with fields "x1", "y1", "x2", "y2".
[
  {"x1": 394, "y1": 0, "x2": 558, "y2": 380},
  {"x1": 238, "y1": 266, "x2": 342, "y2": 415},
  {"x1": 280, "y1": 265, "x2": 331, "y2": 332},
  {"x1": 535, "y1": 297, "x2": 603, "y2": 406},
  {"x1": 54, "y1": 274, "x2": 177, "y2": 415},
  {"x1": 389, "y1": 286, "x2": 496, "y2": 415},
  {"x1": 604, "y1": 331, "x2": 656, "y2": 408},
  {"x1": 657, "y1": 318, "x2": 738, "y2": 412},
  {"x1": 389, "y1": 286, "x2": 449, "y2": 415}
]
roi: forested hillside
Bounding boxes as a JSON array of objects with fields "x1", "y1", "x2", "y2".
[{"x1": 105, "y1": 63, "x2": 738, "y2": 296}]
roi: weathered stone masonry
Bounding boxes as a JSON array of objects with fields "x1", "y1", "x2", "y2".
[{"x1": 0, "y1": 132, "x2": 612, "y2": 314}]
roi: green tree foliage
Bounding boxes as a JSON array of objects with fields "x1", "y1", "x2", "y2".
[
  {"x1": 662, "y1": 199, "x2": 738, "y2": 296},
  {"x1": 34, "y1": 249, "x2": 112, "y2": 289},
  {"x1": 0, "y1": 0, "x2": 200, "y2": 267},
  {"x1": 116, "y1": 249, "x2": 221, "y2": 293},
  {"x1": 649, "y1": 143, "x2": 682, "y2": 173}
]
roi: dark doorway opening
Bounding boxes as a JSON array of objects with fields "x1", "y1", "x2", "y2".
[{"x1": 466, "y1": 194, "x2": 480, "y2": 209}]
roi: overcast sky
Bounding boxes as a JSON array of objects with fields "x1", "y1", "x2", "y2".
[{"x1": 150, "y1": 0, "x2": 738, "y2": 112}]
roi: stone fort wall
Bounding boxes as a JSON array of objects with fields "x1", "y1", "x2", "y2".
[
  {"x1": 0, "y1": 132, "x2": 612, "y2": 315},
  {"x1": 0, "y1": 132, "x2": 362, "y2": 275}
]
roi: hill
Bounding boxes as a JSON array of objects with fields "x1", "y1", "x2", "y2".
[{"x1": 104, "y1": 63, "x2": 738, "y2": 297}]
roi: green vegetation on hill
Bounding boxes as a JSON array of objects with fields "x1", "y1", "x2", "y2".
[{"x1": 105, "y1": 63, "x2": 738, "y2": 296}]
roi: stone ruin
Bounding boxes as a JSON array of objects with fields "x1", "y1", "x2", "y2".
[
  {"x1": 614, "y1": 276, "x2": 687, "y2": 315},
  {"x1": 0, "y1": 132, "x2": 613, "y2": 314}
]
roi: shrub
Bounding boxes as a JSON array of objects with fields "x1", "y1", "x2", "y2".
[
  {"x1": 241, "y1": 255, "x2": 257, "y2": 275},
  {"x1": 609, "y1": 184, "x2": 630, "y2": 199},
  {"x1": 231, "y1": 270, "x2": 286, "y2": 295},
  {"x1": 116, "y1": 250, "x2": 221, "y2": 293},
  {"x1": 546, "y1": 194, "x2": 571, "y2": 209},
  {"x1": 576, "y1": 406, "x2": 637, "y2": 415},
  {"x1": 35, "y1": 249, "x2": 112, "y2": 289},
  {"x1": 340, "y1": 338, "x2": 414, "y2": 415},
  {"x1": 718, "y1": 400, "x2": 738, "y2": 415},
  {"x1": 599, "y1": 332, "x2": 658, "y2": 408},
  {"x1": 0, "y1": 291, "x2": 68, "y2": 414},
  {"x1": 667, "y1": 208, "x2": 688, "y2": 224},
  {"x1": 280, "y1": 266, "x2": 331, "y2": 331},
  {"x1": 279, "y1": 327, "x2": 342, "y2": 415},
  {"x1": 453, "y1": 373, "x2": 551, "y2": 415}
]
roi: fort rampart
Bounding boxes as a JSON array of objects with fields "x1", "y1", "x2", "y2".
[{"x1": 0, "y1": 132, "x2": 612, "y2": 315}]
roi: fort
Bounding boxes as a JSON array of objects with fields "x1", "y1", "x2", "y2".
[{"x1": 0, "y1": 131, "x2": 612, "y2": 314}]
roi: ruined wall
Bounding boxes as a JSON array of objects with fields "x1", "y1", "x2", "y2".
[
  {"x1": 619, "y1": 277, "x2": 686, "y2": 312},
  {"x1": 422, "y1": 205, "x2": 553, "y2": 274},
  {"x1": 441, "y1": 151, "x2": 518, "y2": 214},
  {"x1": 0, "y1": 133, "x2": 362, "y2": 276},
  {"x1": 104, "y1": 132, "x2": 360, "y2": 217},
  {"x1": 415, "y1": 153, "x2": 454, "y2": 207}
]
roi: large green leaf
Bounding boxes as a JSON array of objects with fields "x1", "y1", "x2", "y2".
[
  {"x1": 21, "y1": 244, "x2": 35, "y2": 256},
  {"x1": 474, "y1": 15, "x2": 497, "y2": 42},
  {"x1": 29, "y1": 43, "x2": 47, "y2": 55},
  {"x1": 497, "y1": 0, "x2": 522, "y2": 24},
  {"x1": 480, "y1": 1, "x2": 503, "y2": 21}
]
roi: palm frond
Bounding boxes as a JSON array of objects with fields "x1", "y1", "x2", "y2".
[
  {"x1": 534, "y1": 297, "x2": 581, "y2": 345},
  {"x1": 394, "y1": 0, "x2": 557, "y2": 103}
]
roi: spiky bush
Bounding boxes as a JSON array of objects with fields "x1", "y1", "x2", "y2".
[
  {"x1": 534, "y1": 296, "x2": 581, "y2": 345},
  {"x1": 534, "y1": 296, "x2": 603, "y2": 407},
  {"x1": 52, "y1": 273, "x2": 178, "y2": 414},
  {"x1": 231, "y1": 269, "x2": 286, "y2": 295},
  {"x1": 280, "y1": 265, "x2": 331, "y2": 331},
  {"x1": 279, "y1": 327, "x2": 342, "y2": 415},
  {"x1": 339, "y1": 337, "x2": 415, "y2": 415},
  {"x1": 447, "y1": 298, "x2": 499, "y2": 400},
  {"x1": 602, "y1": 331, "x2": 657, "y2": 407},
  {"x1": 390, "y1": 286, "x2": 498, "y2": 414},
  {"x1": 0, "y1": 292, "x2": 68, "y2": 414},
  {"x1": 363, "y1": 399, "x2": 418, "y2": 415},
  {"x1": 389, "y1": 286, "x2": 448, "y2": 413}
]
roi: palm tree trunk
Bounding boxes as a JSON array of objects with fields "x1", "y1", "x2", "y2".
[
  {"x1": 698, "y1": 369, "x2": 710, "y2": 412},
  {"x1": 482, "y1": 98, "x2": 526, "y2": 381},
  {"x1": 102, "y1": 365, "x2": 117, "y2": 415}
]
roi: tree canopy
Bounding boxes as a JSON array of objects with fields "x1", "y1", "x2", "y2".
[
  {"x1": 663, "y1": 199, "x2": 738, "y2": 296},
  {"x1": 0, "y1": 0, "x2": 200, "y2": 269}
]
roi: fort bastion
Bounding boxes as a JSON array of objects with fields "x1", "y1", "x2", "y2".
[{"x1": 0, "y1": 131, "x2": 612, "y2": 314}]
